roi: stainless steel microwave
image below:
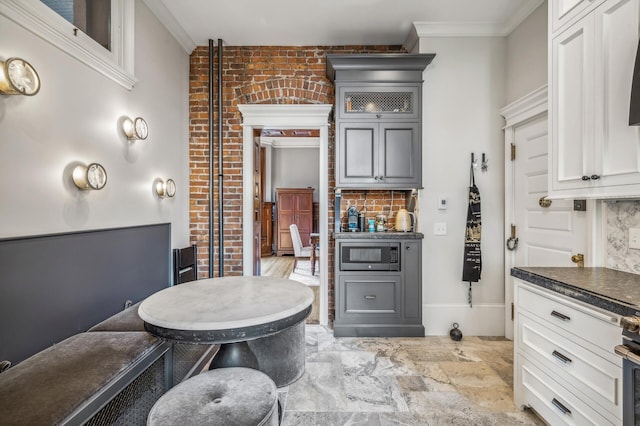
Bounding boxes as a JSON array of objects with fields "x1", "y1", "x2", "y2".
[{"x1": 339, "y1": 242, "x2": 400, "y2": 271}]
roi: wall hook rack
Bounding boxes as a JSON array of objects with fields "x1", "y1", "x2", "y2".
[
  {"x1": 481, "y1": 153, "x2": 488, "y2": 172},
  {"x1": 471, "y1": 153, "x2": 478, "y2": 169}
]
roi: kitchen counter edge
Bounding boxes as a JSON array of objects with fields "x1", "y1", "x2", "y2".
[
  {"x1": 511, "y1": 267, "x2": 640, "y2": 317},
  {"x1": 334, "y1": 232, "x2": 424, "y2": 240}
]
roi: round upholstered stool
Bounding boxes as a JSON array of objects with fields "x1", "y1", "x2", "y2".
[{"x1": 147, "y1": 367, "x2": 279, "y2": 426}]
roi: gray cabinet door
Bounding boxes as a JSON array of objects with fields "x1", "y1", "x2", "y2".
[
  {"x1": 379, "y1": 122, "x2": 420, "y2": 187},
  {"x1": 337, "y1": 121, "x2": 420, "y2": 188},
  {"x1": 338, "y1": 122, "x2": 378, "y2": 185},
  {"x1": 402, "y1": 240, "x2": 422, "y2": 323},
  {"x1": 337, "y1": 274, "x2": 402, "y2": 324}
]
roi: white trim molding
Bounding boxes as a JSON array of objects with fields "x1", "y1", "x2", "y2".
[
  {"x1": 261, "y1": 137, "x2": 320, "y2": 149},
  {"x1": 0, "y1": 0, "x2": 137, "y2": 90},
  {"x1": 142, "y1": 0, "x2": 196, "y2": 54},
  {"x1": 405, "y1": 0, "x2": 545, "y2": 51},
  {"x1": 500, "y1": 85, "x2": 548, "y2": 128},
  {"x1": 423, "y1": 303, "x2": 506, "y2": 336},
  {"x1": 238, "y1": 104, "x2": 332, "y2": 326}
]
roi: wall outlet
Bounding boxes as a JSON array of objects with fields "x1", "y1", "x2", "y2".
[
  {"x1": 434, "y1": 222, "x2": 447, "y2": 235},
  {"x1": 630, "y1": 228, "x2": 640, "y2": 250}
]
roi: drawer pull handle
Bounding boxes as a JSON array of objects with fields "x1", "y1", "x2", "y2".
[
  {"x1": 552, "y1": 350, "x2": 572, "y2": 364},
  {"x1": 552, "y1": 398, "x2": 572, "y2": 416},
  {"x1": 364, "y1": 295, "x2": 377, "y2": 299},
  {"x1": 550, "y1": 310, "x2": 571, "y2": 321}
]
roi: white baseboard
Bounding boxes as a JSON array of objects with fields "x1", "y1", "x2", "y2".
[{"x1": 423, "y1": 303, "x2": 506, "y2": 337}]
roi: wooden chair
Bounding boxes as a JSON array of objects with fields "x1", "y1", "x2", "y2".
[
  {"x1": 289, "y1": 224, "x2": 318, "y2": 274},
  {"x1": 172, "y1": 244, "x2": 197, "y2": 284}
]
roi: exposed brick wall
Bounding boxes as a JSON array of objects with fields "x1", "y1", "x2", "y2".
[
  {"x1": 340, "y1": 190, "x2": 409, "y2": 232},
  {"x1": 189, "y1": 45, "x2": 406, "y2": 322}
]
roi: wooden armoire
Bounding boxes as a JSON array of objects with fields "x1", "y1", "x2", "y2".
[{"x1": 275, "y1": 188, "x2": 314, "y2": 256}]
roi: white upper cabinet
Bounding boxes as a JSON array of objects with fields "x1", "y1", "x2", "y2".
[
  {"x1": 551, "y1": 0, "x2": 606, "y2": 35},
  {"x1": 549, "y1": 0, "x2": 640, "y2": 199}
]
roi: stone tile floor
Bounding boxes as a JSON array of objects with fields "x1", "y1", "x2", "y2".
[{"x1": 278, "y1": 325, "x2": 545, "y2": 426}]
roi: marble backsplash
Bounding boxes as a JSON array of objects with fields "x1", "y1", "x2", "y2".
[{"x1": 607, "y1": 200, "x2": 640, "y2": 274}]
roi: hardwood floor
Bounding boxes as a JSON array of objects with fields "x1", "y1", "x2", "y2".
[
  {"x1": 261, "y1": 255, "x2": 319, "y2": 324},
  {"x1": 261, "y1": 255, "x2": 294, "y2": 278}
]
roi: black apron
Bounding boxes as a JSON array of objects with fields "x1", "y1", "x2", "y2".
[{"x1": 462, "y1": 165, "x2": 481, "y2": 306}]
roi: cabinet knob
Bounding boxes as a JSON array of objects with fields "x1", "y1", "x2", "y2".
[
  {"x1": 590, "y1": 174, "x2": 600, "y2": 180},
  {"x1": 581, "y1": 175, "x2": 591, "y2": 181}
]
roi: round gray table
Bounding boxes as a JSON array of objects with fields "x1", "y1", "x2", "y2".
[{"x1": 138, "y1": 276, "x2": 314, "y2": 386}]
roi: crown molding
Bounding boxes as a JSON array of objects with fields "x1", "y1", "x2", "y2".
[
  {"x1": 142, "y1": 0, "x2": 196, "y2": 54},
  {"x1": 503, "y1": 0, "x2": 545, "y2": 35},
  {"x1": 238, "y1": 104, "x2": 333, "y2": 127},
  {"x1": 499, "y1": 85, "x2": 548, "y2": 128},
  {"x1": 410, "y1": 0, "x2": 545, "y2": 39}
]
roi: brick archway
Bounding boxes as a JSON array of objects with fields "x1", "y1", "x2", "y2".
[{"x1": 234, "y1": 78, "x2": 333, "y2": 105}]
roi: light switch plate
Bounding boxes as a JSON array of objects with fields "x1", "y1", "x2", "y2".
[
  {"x1": 438, "y1": 196, "x2": 447, "y2": 210},
  {"x1": 630, "y1": 228, "x2": 640, "y2": 250},
  {"x1": 434, "y1": 222, "x2": 447, "y2": 235}
]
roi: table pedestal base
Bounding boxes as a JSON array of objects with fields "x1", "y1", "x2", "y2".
[
  {"x1": 209, "y1": 342, "x2": 259, "y2": 370},
  {"x1": 248, "y1": 320, "x2": 306, "y2": 387}
]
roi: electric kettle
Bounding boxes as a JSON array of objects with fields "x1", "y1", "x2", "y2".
[{"x1": 395, "y1": 208, "x2": 415, "y2": 232}]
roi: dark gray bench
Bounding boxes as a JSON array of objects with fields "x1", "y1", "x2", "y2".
[
  {"x1": 0, "y1": 302, "x2": 217, "y2": 426},
  {"x1": 0, "y1": 332, "x2": 168, "y2": 426},
  {"x1": 89, "y1": 301, "x2": 217, "y2": 387}
]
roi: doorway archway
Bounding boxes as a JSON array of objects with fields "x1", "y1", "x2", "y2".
[{"x1": 238, "y1": 104, "x2": 332, "y2": 326}]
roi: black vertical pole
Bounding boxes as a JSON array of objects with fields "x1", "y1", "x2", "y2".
[
  {"x1": 218, "y1": 38, "x2": 224, "y2": 277},
  {"x1": 208, "y1": 39, "x2": 214, "y2": 278}
]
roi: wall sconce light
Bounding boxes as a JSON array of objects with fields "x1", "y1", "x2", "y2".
[
  {"x1": 122, "y1": 116, "x2": 148, "y2": 140},
  {"x1": 155, "y1": 178, "x2": 176, "y2": 198},
  {"x1": 73, "y1": 163, "x2": 107, "y2": 190},
  {"x1": 0, "y1": 57, "x2": 41, "y2": 96}
]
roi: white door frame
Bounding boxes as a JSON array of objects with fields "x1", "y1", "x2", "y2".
[
  {"x1": 500, "y1": 86, "x2": 549, "y2": 340},
  {"x1": 238, "y1": 104, "x2": 333, "y2": 326}
]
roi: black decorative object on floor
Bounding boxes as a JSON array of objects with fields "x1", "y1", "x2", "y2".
[{"x1": 449, "y1": 323, "x2": 463, "y2": 341}]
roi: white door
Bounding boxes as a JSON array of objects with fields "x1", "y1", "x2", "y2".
[{"x1": 505, "y1": 112, "x2": 588, "y2": 338}]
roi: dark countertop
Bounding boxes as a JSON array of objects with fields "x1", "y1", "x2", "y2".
[
  {"x1": 334, "y1": 231, "x2": 424, "y2": 240},
  {"x1": 511, "y1": 267, "x2": 640, "y2": 316}
]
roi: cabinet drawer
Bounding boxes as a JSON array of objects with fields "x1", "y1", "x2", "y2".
[
  {"x1": 338, "y1": 275, "x2": 401, "y2": 323},
  {"x1": 519, "y1": 354, "x2": 615, "y2": 425},
  {"x1": 516, "y1": 283, "x2": 619, "y2": 354},
  {"x1": 518, "y1": 312, "x2": 621, "y2": 418}
]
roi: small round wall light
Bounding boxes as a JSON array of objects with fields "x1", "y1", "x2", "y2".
[
  {"x1": 73, "y1": 163, "x2": 107, "y2": 190},
  {"x1": 122, "y1": 116, "x2": 148, "y2": 140},
  {"x1": 155, "y1": 178, "x2": 176, "y2": 198},
  {"x1": 0, "y1": 57, "x2": 41, "y2": 96}
]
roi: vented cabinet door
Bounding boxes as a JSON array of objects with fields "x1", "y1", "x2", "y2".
[{"x1": 338, "y1": 86, "x2": 420, "y2": 121}]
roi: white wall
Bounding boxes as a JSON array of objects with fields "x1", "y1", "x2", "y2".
[
  {"x1": 271, "y1": 147, "x2": 320, "y2": 202},
  {"x1": 417, "y1": 36, "x2": 507, "y2": 336},
  {"x1": 0, "y1": 1, "x2": 190, "y2": 247},
  {"x1": 505, "y1": 0, "x2": 548, "y2": 104}
]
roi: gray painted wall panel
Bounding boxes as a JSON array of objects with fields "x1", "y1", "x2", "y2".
[{"x1": 0, "y1": 224, "x2": 170, "y2": 364}]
